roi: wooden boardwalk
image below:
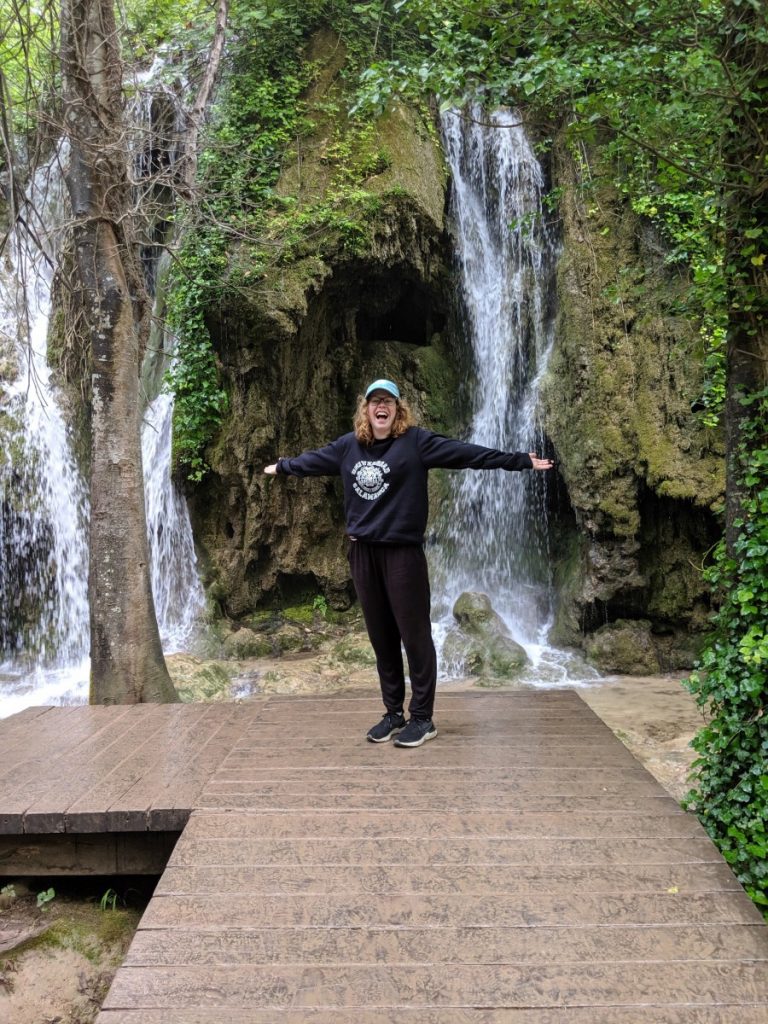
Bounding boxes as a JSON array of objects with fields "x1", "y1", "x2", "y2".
[{"x1": 1, "y1": 690, "x2": 766, "y2": 1021}]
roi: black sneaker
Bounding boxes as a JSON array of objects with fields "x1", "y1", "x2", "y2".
[
  {"x1": 393, "y1": 718, "x2": 437, "y2": 748},
  {"x1": 366, "y1": 711, "x2": 406, "y2": 743}
]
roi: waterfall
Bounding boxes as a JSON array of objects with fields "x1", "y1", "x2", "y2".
[
  {"x1": 0, "y1": 66, "x2": 205, "y2": 717},
  {"x1": 133, "y1": 68, "x2": 207, "y2": 652},
  {"x1": 430, "y1": 107, "x2": 593, "y2": 685},
  {"x1": 0, "y1": 148, "x2": 90, "y2": 710},
  {"x1": 142, "y1": 388, "x2": 206, "y2": 651}
]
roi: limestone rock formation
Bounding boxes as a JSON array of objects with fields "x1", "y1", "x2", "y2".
[
  {"x1": 443, "y1": 591, "x2": 529, "y2": 681},
  {"x1": 541, "y1": 141, "x2": 723, "y2": 665},
  {"x1": 189, "y1": 32, "x2": 459, "y2": 616}
]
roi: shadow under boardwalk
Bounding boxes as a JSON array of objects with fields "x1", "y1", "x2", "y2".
[{"x1": 1, "y1": 690, "x2": 766, "y2": 1020}]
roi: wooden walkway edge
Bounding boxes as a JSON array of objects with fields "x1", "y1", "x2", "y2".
[{"x1": 0, "y1": 690, "x2": 766, "y2": 1021}]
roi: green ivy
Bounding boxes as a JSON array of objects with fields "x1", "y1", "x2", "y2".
[
  {"x1": 164, "y1": 0, "x2": 422, "y2": 470},
  {"x1": 165, "y1": 231, "x2": 230, "y2": 481},
  {"x1": 685, "y1": 391, "x2": 768, "y2": 915}
]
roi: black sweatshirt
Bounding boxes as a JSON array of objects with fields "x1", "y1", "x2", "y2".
[{"x1": 276, "y1": 426, "x2": 533, "y2": 546}]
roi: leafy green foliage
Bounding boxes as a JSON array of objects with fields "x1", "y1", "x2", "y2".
[
  {"x1": 165, "y1": 231, "x2": 230, "y2": 481},
  {"x1": 164, "y1": 0, "x2": 421, "y2": 470},
  {"x1": 686, "y1": 391, "x2": 768, "y2": 913},
  {"x1": 36, "y1": 886, "x2": 55, "y2": 910},
  {"x1": 0, "y1": 0, "x2": 60, "y2": 140}
]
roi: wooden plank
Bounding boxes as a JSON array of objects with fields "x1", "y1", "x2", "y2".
[
  {"x1": 154, "y1": 861, "x2": 741, "y2": 897},
  {"x1": 18, "y1": 705, "x2": 190, "y2": 833},
  {"x1": 0, "y1": 832, "x2": 178, "y2": 875},
  {"x1": 138, "y1": 891, "x2": 764, "y2": 929},
  {"x1": 262, "y1": 690, "x2": 581, "y2": 706},
  {"x1": 0, "y1": 705, "x2": 137, "y2": 833},
  {"x1": 221, "y1": 745, "x2": 640, "y2": 768},
  {"x1": 0, "y1": 705, "x2": 127, "y2": 779},
  {"x1": 235, "y1": 720, "x2": 619, "y2": 740},
  {"x1": 100, "y1": 961, "x2": 768, "y2": 1009},
  {"x1": 181, "y1": 809, "x2": 708, "y2": 840},
  {"x1": 0, "y1": 704, "x2": 55, "y2": 742},
  {"x1": 103, "y1": 703, "x2": 232, "y2": 831},
  {"x1": 144, "y1": 704, "x2": 255, "y2": 831},
  {"x1": 124, "y1": 922, "x2": 768, "y2": 966},
  {"x1": 230, "y1": 732, "x2": 631, "y2": 750},
  {"x1": 166, "y1": 836, "x2": 723, "y2": 868},
  {"x1": 0, "y1": 705, "x2": 83, "y2": 767},
  {"x1": 55, "y1": 705, "x2": 192, "y2": 832},
  {"x1": 197, "y1": 791, "x2": 683, "y2": 813},
  {"x1": 96, "y1": 1009, "x2": 768, "y2": 1024},
  {"x1": 209, "y1": 766, "x2": 660, "y2": 794}
]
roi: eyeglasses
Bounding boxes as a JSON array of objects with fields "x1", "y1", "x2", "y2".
[{"x1": 368, "y1": 396, "x2": 396, "y2": 407}]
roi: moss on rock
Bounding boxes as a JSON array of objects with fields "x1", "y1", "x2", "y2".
[
  {"x1": 585, "y1": 619, "x2": 661, "y2": 675},
  {"x1": 187, "y1": 30, "x2": 457, "y2": 617},
  {"x1": 542, "y1": 139, "x2": 724, "y2": 646},
  {"x1": 444, "y1": 592, "x2": 529, "y2": 681}
]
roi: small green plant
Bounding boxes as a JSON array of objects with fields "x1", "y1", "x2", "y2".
[
  {"x1": 312, "y1": 594, "x2": 329, "y2": 618},
  {"x1": 99, "y1": 888, "x2": 120, "y2": 912},
  {"x1": 36, "y1": 887, "x2": 55, "y2": 910},
  {"x1": 0, "y1": 884, "x2": 17, "y2": 909}
]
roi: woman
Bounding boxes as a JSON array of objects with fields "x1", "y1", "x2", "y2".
[{"x1": 264, "y1": 379, "x2": 553, "y2": 748}]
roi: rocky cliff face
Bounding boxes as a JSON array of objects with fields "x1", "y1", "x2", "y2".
[
  {"x1": 541, "y1": 140, "x2": 724, "y2": 669},
  {"x1": 183, "y1": 37, "x2": 724, "y2": 669},
  {"x1": 188, "y1": 34, "x2": 460, "y2": 615}
]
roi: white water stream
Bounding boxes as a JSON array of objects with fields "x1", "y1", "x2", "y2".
[
  {"x1": 0, "y1": 148, "x2": 90, "y2": 711},
  {"x1": 0, "y1": 71, "x2": 205, "y2": 718},
  {"x1": 431, "y1": 108, "x2": 598, "y2": 685}
]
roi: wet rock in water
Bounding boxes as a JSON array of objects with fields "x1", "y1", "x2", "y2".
[
  {"x1": 585, "y1": 618, "x2": 661, "y2": 675},
  {"x1": 165, "y1": 654, "x2": 234, "y2": 701},
  {"x1": 444, "y1": 592, "x2": 528, "y2": 682}
]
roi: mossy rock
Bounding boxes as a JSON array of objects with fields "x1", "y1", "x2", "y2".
[
  {"x1": 585, "y1": 619, "x2": 661, "y2": 675},
  {"x1": 166, "y1": 654, "x2": 234, "y2": 701},
  {"x1": 222, "y1": 627, "x2": 274, "y2": 659},
  {"x1": 330, "y1": 634, "x2": 377, "y2": 668},
  {"x1": 282, "y1": 603, "x2": 317, "y2": 625},
  {"x1": 443, "y1": 628, "x2": 528, "y2": 681},
  {"x1": 453, "y1": 592, "x2": 503, "y2": 633},
  {"x1": 445, "y1": 592, "x2": 529, "y2": 680},
  {"x1": 274, "y1": 622, "x2": 318, "y2": 654}
]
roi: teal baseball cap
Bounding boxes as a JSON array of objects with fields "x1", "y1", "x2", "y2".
[{"x1": 365, "y1": 379, "x2": 401, "y2": 400}]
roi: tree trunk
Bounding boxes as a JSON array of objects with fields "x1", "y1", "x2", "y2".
[{"x1": 61, "y1": 0, "x2": 177, "y2": 703}]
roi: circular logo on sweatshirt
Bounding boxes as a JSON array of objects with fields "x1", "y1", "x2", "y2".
[{"x1": 351, "y1": 460, "x2": 390, "y2": 501}]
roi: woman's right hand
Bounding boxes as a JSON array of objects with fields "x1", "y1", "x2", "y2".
[{"x1": 264, "y1": 463, "x2": 278, "y2": 475}]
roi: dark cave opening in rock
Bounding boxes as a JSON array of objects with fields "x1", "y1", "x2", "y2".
[{"x1": 355, "y1": 275, "x2": 446, "y2": 348}]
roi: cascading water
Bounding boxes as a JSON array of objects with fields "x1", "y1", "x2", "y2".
[
  {"x1": 142, "y1": 387, "x2": 206, "y2": 651},
  {"x1": 0, "y1": 148, "x2": 91, "y2": 710},
  {"x1": 0, "y1": 65, "x2": 206, "y2": 717},
  {"x1": 430, "y1": 107, "x2": 596, "y2": 685},
  {"x1": 133, "y1": 68, "x2": 207, "y2": 652}
]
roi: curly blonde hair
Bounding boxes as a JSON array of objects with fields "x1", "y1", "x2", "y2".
[{"x1": 353, "y1": 394, "x2": 417, "y2": 445}]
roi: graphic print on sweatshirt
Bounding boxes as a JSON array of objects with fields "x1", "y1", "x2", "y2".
[{"x1": 351, "y1": 460, "x2": 390, "y2": 501}]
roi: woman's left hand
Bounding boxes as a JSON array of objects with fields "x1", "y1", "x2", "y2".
[{"x1": 529, "y1": 453, "x2": 554, "y2": 471}]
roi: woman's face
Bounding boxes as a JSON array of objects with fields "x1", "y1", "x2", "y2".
[{"x1": 367, "y1": 391, "x2": 398, "y2": 437}]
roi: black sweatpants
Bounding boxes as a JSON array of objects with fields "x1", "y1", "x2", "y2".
[{"x1": 348, "y1": 541, "x2": 438, "y2": 720}]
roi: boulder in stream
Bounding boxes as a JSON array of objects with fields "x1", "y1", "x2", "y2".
[{"x1": 443, "y1": 591, "x2": 529, "y2": 682}]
